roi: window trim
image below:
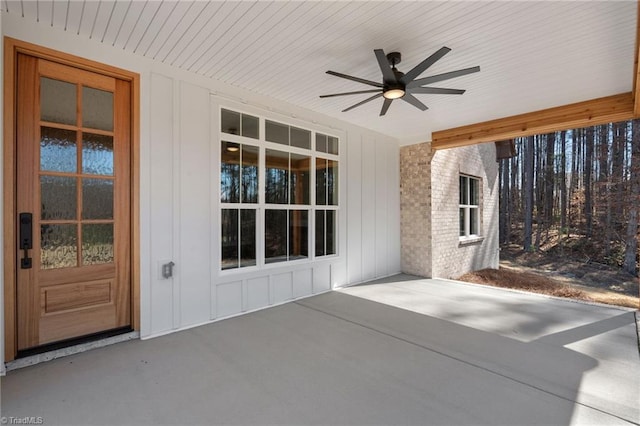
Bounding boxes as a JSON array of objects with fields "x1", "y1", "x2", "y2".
[
  {"x1": 459, "y1": 174, "x2": 481, "y2": 240},
  {"x1": 218, "y1": 106, "x2": 340, "y2": 274}
]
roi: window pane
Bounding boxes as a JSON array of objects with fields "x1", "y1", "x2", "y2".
[
  {"x1": 240, "y1": 209, "x2": 256, "y2": 267},
  {"x1": 289, "y1": 210, "x2": 308, "y2": 260},
  {"x1": 82, "y1": 86, "x2": 113, "y2": 131},
  {"x1": 41, "y1": 176, "x2": 77, "y2": 220},
  {"x1": 290, "y1": 153, "x2": 310, "y2": 205},
  {"x1": 221, "y1": 109, "x2": 241, "y2": 135},
  {"x1": 40, "y1": 126, "x2": 77, "y2": 173},
  {"x1": 241, "y1": 145, "x2": 259, "y2": 203},
  {"x1": 82, "y1": 133, "x2": 114, "y2": 175},
  {"x1": 460, "y1": 208, "x2": 466, "y2": 237},
  {"x1": 82, "y1": 178, "x2": 114, "y2": 220},
  {"x1": 316, "y1": 158, "x2": 327, "y2": 205},
  {"x1": 470, "y1": 207, "x2": 479, "y2": 235},
  {"x1": 82, "y1": 224, "x2": 114, "y2": 265},
  {"x1": 266, "y1": 149, "x2": 289, "y2": 204},
  {"x1": 460, "y1": 176, "x2": 468, "y2": 205},
  {"x1": 326, "y1": 210, "x2": 336, "y2": 255},
  {"x1": 41, "y1": 224, "x2": 77, "y2": 269},
  {"x1": 265, "y1": 121, "x2": 289, "y2": 145},
  {"x1": 327, "y1": 137, "x2": 339, "y2": 155},
  {"x1": 41, "y1": 77, "x2": 76, "y2": 125},
  {"x1": 315, "y1": 210, "x2": 325, "y2": 256},
  {"x1": 221, "y1": 209, "x2": 239, "y2": 270},
  {"x1": 241, "y1": 114, "x2": 259, "y2": 139},
  {"x1": 470, "y1": 178, "x2": 479, "y2": 206},
  {"x1": 316, "y1": 134, "x2": 327, "y2": 153},
  {"x1": 327, "y1": 160, "x2": 338, "y2": 205},
  {"x1": 265, "y1": 209, "x2": 287, "y2": 263},
  {"x1": 290, "y1": 126, "x2": 311, "y2": 149},
  {"x1": 221, "y1": 141, "x2": 240, "y2": 203}
]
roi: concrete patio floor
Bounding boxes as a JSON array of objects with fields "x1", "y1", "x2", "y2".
[{"x1": 2, "y1": 275, "x2": 639, "y2": 425}]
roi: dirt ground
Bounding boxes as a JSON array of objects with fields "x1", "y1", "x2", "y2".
[{"x1": 457, "y1": 244, "x2": 639, "y2": 309}]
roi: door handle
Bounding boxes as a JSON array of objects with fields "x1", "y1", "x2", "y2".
[{"x1": 19, "y1": 212, "x2": 32, "y2": 269}]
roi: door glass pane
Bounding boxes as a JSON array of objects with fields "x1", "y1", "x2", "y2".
[
  {"x1": 326, "y1": 210, "x2": 336, "y2": 255},
  {"x1": 266, "y1": 149, "x2": 289, "y2": 204},
  {"x1": 40, "y1": 127, "x2": 77, "y2": 173},
  {"x1": 221, "y1": 109, "x2": 241, "y2": 135},
  {"x1": 82, "y1": 178, "x2": 114, "y2": 220},
  {"x1": 289, "y1": 210, "x2": 308, "y2": 260},
  {"x1": 82, "y1": 224, "x2": 114, "y2": 265},
  {"x1": 241, "y1": 145, "x2": 259, "y2": 203},
  {"x1": 82, "y1": 133, "x2": 114, "y2": 175},
  {"x1": 41, "y1": 176, "x2": 77, "y2": 220},
  {"x1": 41, "y1": 224, "x2": 77, "y2": 269},
  {"x1": 265, "y1": 209, "x2": 287, "y2": 263},
  {"x1": 290, "y1": 127, "x2": 311, "y2": 149},
  {"x1": 265, "y1": 121, "x2": 289, "y2": 145},
  {"x1": 315, "y1": 210, "x2": 325, "y2": 256},
  {"x1": 221, "y1": 209, "x2": 239, "y2": 270},
  {"x1": 290, "y1": 154, "x2": 310, "y2": 205},
  {"x1": 327, "y1": 160, "x2": 338, "y2": 205},
  {"x1": 82, "y1": 86, "x2": 113, "y2": 131},
  {"x1": 240, "y1": 209, "x2": 256, "y2": 267},
  {"x1": 316, "y1": 158, "x2": 327, "y2": 205},
  {"x1": 41, "y1": 77, "x2": 76, "y2": 125}
]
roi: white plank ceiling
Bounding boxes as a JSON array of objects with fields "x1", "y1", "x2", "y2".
[{"x1": 3, "y1": 0, "x2": 637, "y2": 142}]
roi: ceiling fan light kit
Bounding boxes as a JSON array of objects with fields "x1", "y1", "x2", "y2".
[{"x1": 321, "y1": 47, "x2": 480, "y2": 116}]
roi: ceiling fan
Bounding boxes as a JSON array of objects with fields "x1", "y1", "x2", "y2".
[{"x1": 320, "y1": 47, "x2": 480, "y2": 116}]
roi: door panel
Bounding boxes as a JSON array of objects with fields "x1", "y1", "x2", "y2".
[{"x1": 16, "y1": 54, "x2": 131, "y2": 350}]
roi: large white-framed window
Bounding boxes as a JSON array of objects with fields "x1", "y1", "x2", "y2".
[
  {"x1": 219, "y1": 108, "x2": 339, "y2": 271},
  {"x1": 459, "y1": 175, "x2": 480, "y2": 238}
]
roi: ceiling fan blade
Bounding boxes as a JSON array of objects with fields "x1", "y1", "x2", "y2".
[
  {"x1": 380, "y1": 98, "x2": 393, "y2": 116},
  {"x1": 320, "y1": 89, "x2": 382, "y2": 98},
  {"x1": 326, "y1": 70, "x2": 383, "y2": 88},
  {"x1": 408, "y1": 66, "x2": 480, "y2": 88},
  {"x1": 401, "y1": 93, "x2": 428, "y2": 111},
  {"x1": 409, "y1": 87, "x2": 466, "y2": 95},
  {"x1": 374, "y1": 49, "x2": 397, "y2": 83},
  {"x1": 400, "y1": 46, "x2": 451, "y2": 85},
  {"x1": 342, "y1": 93, "x2": 383, "y2": 112}
]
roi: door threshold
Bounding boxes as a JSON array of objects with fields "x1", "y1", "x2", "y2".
[{"x1": 6, "y1": 330, "x2": 139, "y2": 372}]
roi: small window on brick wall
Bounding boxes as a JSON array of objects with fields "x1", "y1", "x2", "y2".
[{"x1": 459, "y1": 175, "x2": 480, "y2": 238}]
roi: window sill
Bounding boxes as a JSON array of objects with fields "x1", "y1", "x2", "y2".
[{"x1": 458, "y1": 236, "x2": 484, "y2": 246}]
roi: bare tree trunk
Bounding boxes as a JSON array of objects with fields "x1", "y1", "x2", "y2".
[
  {"x1": 523, "y1": 136, "x2": 534, "y2": 251},
  {"x1": 560, "y1": 130, "x2": 567, "y2": 232},
  {"x1": 500, "y1": 158, "x2": 510, "y2": 244},
  {"x1": 544, "y1": 133, "x2": 555, "y2": 226},
  {"x1": 584, "y1": 127, "x2": 594, "y2": 237},
  {"x1": 623, "y1": 120, "x2": 640, "y2": 275}
]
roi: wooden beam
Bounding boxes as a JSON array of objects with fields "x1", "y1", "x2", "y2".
[
  {"x1": 634, "y1": 0, "x2": 640, "y2": 115},
  {"x1": 431, "y1": 93, "x2": 635, "y2": 150}
]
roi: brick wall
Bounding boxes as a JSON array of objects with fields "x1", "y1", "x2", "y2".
[
  {"x1": 399, "y1": 142, "x2": 499, "y2": 279},
  {"x1": 400, "y1": 142, "x2": 432, "y2": 276},
  {"x1": 430, "y1": 143, "x2": 499, "y2": 278}
]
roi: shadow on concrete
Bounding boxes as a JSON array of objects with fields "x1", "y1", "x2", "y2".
[{"x1": 2, "y1": 290, "x2": 619, "y2": 425}]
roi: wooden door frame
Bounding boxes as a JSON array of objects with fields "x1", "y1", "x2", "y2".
[{"x1": 3, "y1": 37, "x2": 140, "y2": 362}]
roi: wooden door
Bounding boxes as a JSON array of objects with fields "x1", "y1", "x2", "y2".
[{"x1": 16, "y1": 54, "x2": 131, "y2": 351}]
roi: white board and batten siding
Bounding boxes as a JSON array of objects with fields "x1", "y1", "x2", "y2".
[
  {"x1": 147, "y1": 74, "x2": 401, "y2": 338},
  {"x1": 0, "y1": 17, "x2": 401, "y2": 349}
]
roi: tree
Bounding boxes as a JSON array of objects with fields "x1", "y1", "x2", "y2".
[
  {"x1": 584, "y1": 127, "x2": 594, "y2": 237},
  {"x1": 623, "y1": 120, "x2": 640, "y2": 275},
  {"x1": 523, "y1": 136, "x2": 534, "y2": 251}
]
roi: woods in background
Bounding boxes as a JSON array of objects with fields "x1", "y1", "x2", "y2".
[{"x1": 499, "y1": 119, "x2": 640, "y2": 276}]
